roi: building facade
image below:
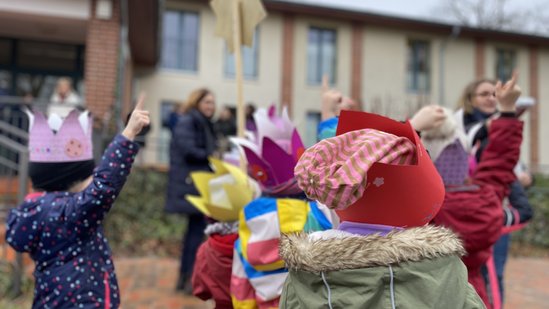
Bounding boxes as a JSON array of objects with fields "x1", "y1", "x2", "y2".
[{"x1": 135, "y1": 0, "x2": 548, "y2": 173}]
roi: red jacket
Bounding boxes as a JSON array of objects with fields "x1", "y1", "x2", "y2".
[
  {"x1": 192, "y1": 233, "x2": 238, "y2": 309},
  {"x1": 433, "y1": 117, "x2": 522, "y2": 307}
]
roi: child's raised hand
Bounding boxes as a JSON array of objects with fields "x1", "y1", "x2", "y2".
[
  {"x1": 496, "y1": 71, "x2": 521, "y2": 113},
  {"x1": 122, "y1": 93, "x2": 150, "y2": 141},
  {"x1": 410, "y1": 105, "x2": 446, "y2": 132}
]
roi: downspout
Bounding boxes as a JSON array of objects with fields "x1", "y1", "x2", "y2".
[
  {"x1": 438, "y1": 25, "x2": 461, "y2": 106},
  {"x1": 117, "y1": 0, "x2": 130, "y2": 131}
]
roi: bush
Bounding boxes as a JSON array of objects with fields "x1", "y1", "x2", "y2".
[
  {"x1": 104, "y1": 167, "x2": 188, "y2": 256},
  {"x1": 0, "y1": 259, "x2": 33, "y2": 306},
  {"x1": 512, "y1": 174, "x2": 549, "y2": 253}
]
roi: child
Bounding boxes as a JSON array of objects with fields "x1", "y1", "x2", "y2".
[
  {"x1": 280, "y1": 110, "x2": 485, "y2": 308},
  {"x1": 186, "y1": 157, "x2": 260, "y2": 308},
  {"x1": 6, "y1": 95, "x2": 149, "y2": 309},
  {"x1": 230, "y1": 106, "x2": 337, "y2": 309},
  {"x1": 425, "y1": 74, "x2": 523, "y2": 307}
]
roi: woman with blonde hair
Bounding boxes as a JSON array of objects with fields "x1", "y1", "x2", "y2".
[
  {"x1": 165, "y1": 87, "x2": 217, "y2": 293},
  {"x1": 457, "y1": 78, "x2": 497, "y2": 128}
]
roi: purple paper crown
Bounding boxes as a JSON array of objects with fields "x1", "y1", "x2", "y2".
[
  {"x1": 434, "y1": 139, "x2": 469, "y2": 186},
  {"x1": 232, "y1": 105, "x2": 305, "y2": 195},
  {"x1": 27, "y1": 109, "x2": 93, "y2": 163}
]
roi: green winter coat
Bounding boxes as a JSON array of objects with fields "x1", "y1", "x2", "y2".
[{"x1": 279, "y1": 226, "x2": 486, "y2": 309}]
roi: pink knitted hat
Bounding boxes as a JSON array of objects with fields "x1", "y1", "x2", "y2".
[
  {"x1": 295, "y1": 129, "x2": 416, "y2": 209},
  {"x1": 295, "y1": 110, "x2": 445, "y2": 227}
]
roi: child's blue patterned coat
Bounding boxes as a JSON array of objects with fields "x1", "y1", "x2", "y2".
[{"x1": 6, "y1": 135, "x2": 138, "y2": 309}]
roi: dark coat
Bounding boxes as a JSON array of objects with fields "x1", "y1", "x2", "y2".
[
  {"x1": 165, "y1": 109, "x2": 217, "y2": 214},
  {"x1": 6, "y1": 134, "x2": 139, "y2": 309}
]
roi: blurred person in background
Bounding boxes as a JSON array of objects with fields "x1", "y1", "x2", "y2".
[
  {"x1": 49, "y1": 77, "x2": 82, "y2": 117},
  {"x1": 164, "y1": 87, "x2": 217, "y2": 294},
  {"x1": 214, "y1": 105, "x2": 237, "y2": 153}
]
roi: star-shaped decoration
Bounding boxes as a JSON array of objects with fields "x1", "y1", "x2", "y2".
[
  {"x1": 373, "y1": 177, "x2": 385, "y2": 187},
  {"x1": 210, "y1": 0, "x2": 267, "y2": 53}
]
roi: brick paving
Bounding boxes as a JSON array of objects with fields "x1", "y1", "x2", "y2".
[
  {"x1": 115, "y1": 257, "x2": 211, "y2": 309},
  {"x1": 114, "y1": 256, "x2": 549, "y2": 309},
  {"x1": 506, "y1": 257, "x2": 549, "y2": 309}
]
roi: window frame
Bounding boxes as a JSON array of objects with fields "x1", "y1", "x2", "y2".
[
  {"x1": 160, "y1": 9, "x2": 200, "y2": 72},
  {"x1": 495, "y1": 48, "x2": 517, "y2": 82},
  {"x1": 406, "y1": 39, "x2": 431, "y2": 94},
  {"x1": 307, "y1": 26, "x2": 337, "y2": 86},
  {"x1": 224, "y1": 28, "x2": 260, "y2": 80}
]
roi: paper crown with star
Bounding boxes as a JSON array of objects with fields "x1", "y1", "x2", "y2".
[
  {"x1": 231, "y1": 105, "x2": 306, "y2": 196},
  {"x1": 26, "y1": 109, "x2": 93, "y2": 163},
  {"x1": 186, "y1": 158, "x2": 261, "y2": 222},
  {"x1": 296, "y1": 110, "x2": 445, "y2": 228}
]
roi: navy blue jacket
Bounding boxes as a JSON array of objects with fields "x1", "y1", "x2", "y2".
[
  {"x1": 165, "y1": 109, "x2": 216, "y2": 214},
  {"x1": 6, "y1": 134, "x2": 138, "y2": 309}
]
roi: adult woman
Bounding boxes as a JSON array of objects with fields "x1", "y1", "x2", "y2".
[
  {"x1": 165, "y1": 88, "x2": 217, "y2": 293},
  {"x1": 458, "y1": 78, "x2": 497, "y2": 129}
]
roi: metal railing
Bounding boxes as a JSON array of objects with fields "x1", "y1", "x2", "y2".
[{"x1": 0, "y1": 98, "x2": 30, "y2": 297}]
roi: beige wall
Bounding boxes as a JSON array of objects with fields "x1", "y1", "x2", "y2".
[
  {"x1": 486, "y1": 42, "x2": 532, "y2": 165},
  {"x1": 0, "y1": 0, "x2": 90, "y2": 19},
  {"x1": 442, "y1": 38, "x2": 475, "y2": 108},
  {"x1": 136, "y1": 0, "x2": 549, "y2": 169},
  {"x1": 291, "y1": 16, "x2": 352, "y2": 143},
  {"x1": 135, "y1": 0, "x2": 283, "y2": 163},
  {"x1": 362, "y1": 26, "x2": 407, "y2": 118}
]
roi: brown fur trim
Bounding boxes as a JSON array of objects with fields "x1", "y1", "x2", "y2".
[{"x1": 280, "y1": 225, "x2": 465, "y2": 272}]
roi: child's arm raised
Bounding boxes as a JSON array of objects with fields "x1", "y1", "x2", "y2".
[
  {"x1": 67, "y1": 94, "x2": 150, "y2": 231},
  {"x1": 474, "y1": 72, "x2": 522, "y2": 200}
]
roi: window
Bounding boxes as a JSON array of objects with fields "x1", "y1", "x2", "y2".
[
  {"x1": 495, "y1": 49, "x2": 516, "y2": 82},
  {"x1": 305, "y1": 111, "x2": 321, "y2": 147},
  {"x1": 17, "y1": 41, "x2": 78, "y2": 72},
  {"x1": 157, "y1": 101, "x2": 180, "y2": 163},
  {"x1": 225, "y1": 29, "x2": 259, "y2": 79},
  {"x1": 407, "y1": 40, "x2": 430, "y2": 93},
  {"x1": 307, "y1": 27, "x2": 337, "y2": 85},
  {"x1": 161, "y1": 10, "x2": 200, "y2": 71},
  {"x1": 0, "y1": 39, "x2": 12, "y2": 66}
]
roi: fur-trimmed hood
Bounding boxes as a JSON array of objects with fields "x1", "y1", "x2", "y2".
[{"x1": 280, "y1": 225, "x2": 465, "y2": 273}]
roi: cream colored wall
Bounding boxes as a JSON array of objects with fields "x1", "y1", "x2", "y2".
[
  {"x1": 442, "y1": 39, "x2": 475, "y2": 108},
  {"x1": 135, "y1": 0, "x2": 549, "y2": 167},
  {"x1": 360, "y1": 28, "x2": 475, "y2": 119},
  {"x1": 135, "y1": 1, "x2": 283, "y2": 164},
  {"x1": 539, "y1": 48, "x2": 549, "y2": 173},
  {"x1": 0, "y1": 0, "x2": 90, "y2": 19},
  {"x1": 291, "y1": 17, "x2": 352, "y2": 143},
  {"x1": 485, "y1": 42, "x2": 532, "y2": 166},
  {"x1": 362, "y1": 26, "x2": 407, "y2": 118}
]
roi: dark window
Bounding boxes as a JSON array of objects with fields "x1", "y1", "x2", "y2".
[
  {"x1": 407, "y1": 40, "x2": 431, "y2": 93},
  {"x1": 161, "y1": 10, "x2": 200, "y2": 71},
  {"x1": 307, "y1": 27, "x2": 337, "y2": 85}
]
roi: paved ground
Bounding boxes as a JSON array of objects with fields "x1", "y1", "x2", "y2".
[{"x1": 115, "y1": 256, "x2": 549, "y2": 309}]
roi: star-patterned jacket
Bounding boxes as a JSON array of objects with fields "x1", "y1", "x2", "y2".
[{"x1": 6, "y1": 134, "x2": 139, "y2": 309}]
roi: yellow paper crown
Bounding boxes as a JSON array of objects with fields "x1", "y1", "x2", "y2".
[{"x1": 186, "y1": 157, "x2": 260, "y2": 221}]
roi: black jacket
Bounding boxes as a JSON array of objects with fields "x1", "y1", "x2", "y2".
[{"x1": 165, "y1": 109, "x2": 217, "y2": 214}]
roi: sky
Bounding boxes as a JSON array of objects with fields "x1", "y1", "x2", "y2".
[{"x1": 281, "y1": 0, "x2": 549, "y2": 34}]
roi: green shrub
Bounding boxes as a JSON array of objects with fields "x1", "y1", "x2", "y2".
[
  {"x1": 512, "y1": 174, "x2": 549, "y2": 251},
  {"x1": 104, "y1": 167, "x2": 188, "y2": 256},
  {"x1": 0, "y1": 259, "x2": 33, "y2": 306}
]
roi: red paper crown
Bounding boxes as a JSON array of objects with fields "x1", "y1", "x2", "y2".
[{"x1": 334, "y1": 110, "x2": 445, "y2": 227}]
